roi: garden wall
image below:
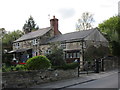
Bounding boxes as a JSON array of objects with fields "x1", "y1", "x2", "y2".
[
  {"x1": 104, "y1": 57, "x2": 118, "y2": 71},
  {"x1": 2, "y1": 69, "x2": 78, "y2": 88}
]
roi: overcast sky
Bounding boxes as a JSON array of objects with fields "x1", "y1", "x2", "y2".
[{"x1": 0, "y1": 0, "x2": 119, "y2": 34}]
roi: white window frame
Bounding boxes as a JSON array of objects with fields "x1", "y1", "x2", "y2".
[
  {"x1": 33, "y1": 39, "x2": 38, "y2": 45},
  {"x1": 16, "y1": 43, "x2": 19, "y2": 49}
]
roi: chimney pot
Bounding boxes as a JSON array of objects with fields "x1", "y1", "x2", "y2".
[{"x1": 53, "y1": 16, "x2": 55, "y2": 19}]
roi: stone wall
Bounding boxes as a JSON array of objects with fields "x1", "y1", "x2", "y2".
[
  {"x1": 104, "y1": 57, "x2": 118, "y2": 71},
  {"x1": 2, "y1": 69, "x2": 78, "y2": 88},
  {"x1": 66, "y1": 42, "x2": 81, "y2": 50}
]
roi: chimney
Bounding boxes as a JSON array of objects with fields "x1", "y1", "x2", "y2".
[{"x1": 50, "y1": 16, "x2": 59, "y2": 35}]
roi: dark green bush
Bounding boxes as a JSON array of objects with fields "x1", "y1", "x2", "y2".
[
  {"x1": 62, "y1": 62, "x2": 79, "y2": 70},
  {"x1": 52, "y1": 62, "x2": 79, "y2": 70},
  {"x1": 26, "y1": 55, "x2": 51, "y2": 70}
]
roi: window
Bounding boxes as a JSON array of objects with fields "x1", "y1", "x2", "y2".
[
  {"x1": 16, "y1": 43, "x2": 19, "y2": 49},
  {"x1": 77, "y1": 52, "x2": 80, "y2": 58},
  {"x1": 61, "y1": 43, "x2": 66, "y2": 49},
  {"x1": 44, "y1": 48, "x2": 51, "y2": 54},
  {"x1": 73, "y1": 53, "x2": 76, "y2": 58},
  {"x1": 66, "y1": 53, "x2": 69, "y2": 58},
  {"x1": 70, "y1": 53, "x2": 72, "y2": 58},
  {"x1": 13, "y1": 43, "x2": 15, "y2": 47},
  {"x1": 46, "y1": 49, "x2": 51, "y2": 54},
  {"x1": 33, "y1": 39, "x2": 37, "y2": 45}
]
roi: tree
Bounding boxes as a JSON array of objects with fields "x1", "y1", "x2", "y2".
[
  {"x1": 98, "y1": 16, "x2": 119, "y2": 42},
  {"x1": 84, "y1": 45, "x2": 109, "y2": 61},
  {"x1": 23, "y1": 16, "x2": 39, "y2": 34},
  {"x1": 98, "y1": 16, "x2": 120, "y2": 57},
  {"x1": 2, "y1": 30, "x2": 23, "y2": 65},
  {"x1": 76, "y1": 12, "x2": 94, "y2": 31},
  {"x1": 46, "y1": 43, "x2": 65, "y2": 66},
  {"x1": 2, "y1": 30, "x2": 23, "y2": 50}
]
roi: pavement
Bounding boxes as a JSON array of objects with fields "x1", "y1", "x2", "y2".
[{"x1": 30, "y1": 69, "x2": 118, "y2": 89}]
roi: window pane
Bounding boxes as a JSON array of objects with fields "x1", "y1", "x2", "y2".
[
  {"x1": 77, "y1": 52, "x2": 80, "y2": 58},
  {"x1": 70, "y1": 53, "x2": 72, "y2": 58},
  {"x1": 73, "y1": 53, "x2": 76, "y2": 58},
  {"x1": 66, "y1": 53, "x2": 69, "y2": 58}
]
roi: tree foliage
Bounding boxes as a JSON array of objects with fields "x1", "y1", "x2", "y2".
[
  {"x1": 98, "y1": 16, "x2": 120, "y2": 57},
  {"x1": 23, "y1": 16, "x2": 39, "y2": 34},
  {"x1": 84, "y1": 45, "x2": 109, "y2": 61},
  {"x1": 2, "y1": 30, "x2": 23, "y2": 47},
  {"x1": 2, "y1": 30, "x2": 23, "y2": 64},
  {"x1": 46, "y1": 43, "x2": 65, "y2": 66},
  {"x1": 76, "y1": 12, "x2": 94, "y2": 30},
  {"x1": 98, "y1": 16, "x2": 119, "y2": 42}
]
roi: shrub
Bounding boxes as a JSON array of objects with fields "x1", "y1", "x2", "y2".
[
  {"x1": 62, "y1": 62, "x2": 79, "y2": 70},
  {"x1": 2, "y1": 64, "x2": 26, "y2": 72},
  {"x1": 26, "y1": 55, "x2": 51, "y2": 70},
  {"x1": 52, "y1": 62, "x2": 79, "y2": 70},
  {"x1": 15, "y1": 64, "x2": 26, "y2": 71},
  {"x1": 2, "y1": 65, "x2": 12, "y2": 72}
]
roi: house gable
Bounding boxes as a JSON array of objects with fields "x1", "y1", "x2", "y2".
[
  {"x1": 84, "y1": 28, "x2": 109, "y2": 47},
  {"x1": 84, "y1": 28, "x2": 108, "y2": 42}
]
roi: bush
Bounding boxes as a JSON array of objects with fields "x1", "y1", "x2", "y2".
[
  {"x1": 52, "y1": 62, "x2": 79, "y2": 70},
  {"x1": 2, "y1": 64, "x2": 26, "y2": 72},
  {"x1": 63, "y1": 62, "x2": 79, "y2": 70},
  {"x1": 15, "y1": 64, "x2": 26, "y2": 71},
  {"x1": 2, "y1": 65, "x2": 12, "y2": 72},
  {"x1": 26, "y1": 55, "x2": 51, "y2": 70}
]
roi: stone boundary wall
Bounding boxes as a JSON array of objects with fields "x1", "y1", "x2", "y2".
[
  {"x1": 104, "y1": 58, "x2": 118, "y2": 71},
  {"x1": 2, "y1": 69, "x2": 78, "y2": 88}
]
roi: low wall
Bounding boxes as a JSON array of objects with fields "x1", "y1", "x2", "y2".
[{"x1": 2, "y1": 69, "x2": 78, "y2": 88}]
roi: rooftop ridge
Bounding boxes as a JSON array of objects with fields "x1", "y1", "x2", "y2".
[{"x1": 62, "y1": 28, "x2": 96, "y2": 35}]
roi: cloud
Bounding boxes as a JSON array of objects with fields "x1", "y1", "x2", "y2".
[{"x1": 58, "y1": 8, "x2": 76, "y2": 19}]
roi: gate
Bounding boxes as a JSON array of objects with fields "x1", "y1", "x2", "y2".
[{"x1": 78, "y1": 59, "x2": 104, "y2": 77}]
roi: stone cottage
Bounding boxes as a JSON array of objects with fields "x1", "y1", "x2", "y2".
[{"x1": 9, "y1": 16, "x2": 108, "y2": 63}]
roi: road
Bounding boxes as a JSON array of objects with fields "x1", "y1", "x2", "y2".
[{"x1": 67, "y1": 72, "x2": 118, "y2": 89}]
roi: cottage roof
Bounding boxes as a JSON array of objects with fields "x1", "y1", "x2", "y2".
[
  {"x1": 47, "y1": 28, "x2": 108, "y2": 43},
  {"x1": 47, "y1": 28, "x2": 95, "y2": 43},
  {"x1": 14, "y1": 27, "x2": 51, "y2": 42}
]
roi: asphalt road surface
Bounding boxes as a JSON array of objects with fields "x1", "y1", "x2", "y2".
[{"x1": 67, "y1": 72, "x2": 118, "y2": 89}]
